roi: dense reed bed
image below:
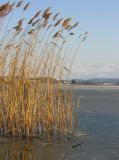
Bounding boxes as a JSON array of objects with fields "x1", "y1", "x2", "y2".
[{"x1": 0, "y1": 1, "x2": 87, "y2": 141}]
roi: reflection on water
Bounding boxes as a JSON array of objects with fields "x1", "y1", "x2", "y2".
[
  {"x1": 0, "y1": 142, "x2": 35, "y2": 160},
  {"x1": 0, "y1": 138, "x2": 77, "y2": 160}
]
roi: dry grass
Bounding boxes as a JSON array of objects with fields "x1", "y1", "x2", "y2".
[{"x1": 0, "y1": 1, "x2": 87, "y2": 141}]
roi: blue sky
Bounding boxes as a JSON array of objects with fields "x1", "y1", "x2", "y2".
[{"x1": 2, "y1": 0, "x2": 119, "y2": 79}]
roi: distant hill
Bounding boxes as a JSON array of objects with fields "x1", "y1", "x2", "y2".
[{"x1": 70, "y1": 78, "x2": 119, "y2": 85}]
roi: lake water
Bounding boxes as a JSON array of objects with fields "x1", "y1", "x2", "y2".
[{"x1": 0, "y1": 86, "x2": 119, "y2": 160}]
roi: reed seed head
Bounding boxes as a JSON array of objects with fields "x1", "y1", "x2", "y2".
[
  {"x1": 23, "y1": 2, "x2": 30, "y2": 11},
  {"x1": 53, "y1": 31, "x2": 61, "y2": 38},
  {"x1": 16, "y1": 0, "x2": 23, "y2": 8},
  {"x1": 54, "y1": 18, "x2": 63, "y2": 27},
  {"x1": 62, "y1": 18, "x2": 71, "y2": 29},
  {"x1": 53, "y1": 12, "x2": 60, "y2": 21},
  {"x1": 0, "y1": 2, "x2": 14, "y2": 17},
  {"x1": 68, "y1": 22, "x2": 79, "y2": 30}
]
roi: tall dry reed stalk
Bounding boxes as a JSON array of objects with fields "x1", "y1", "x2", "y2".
[{"x1": 0, "y1": 1, "x2": 88, "y2": 141}]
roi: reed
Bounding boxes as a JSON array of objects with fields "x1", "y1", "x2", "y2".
[{"x1": 0, "y1": 1, "x2": 87, "y2": 141}]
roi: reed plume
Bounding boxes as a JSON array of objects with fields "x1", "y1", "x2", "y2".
[
  {"x1": 54, "y1": 18, "x2": 63, "y2": 27},
  {"x1": 0, "y1": 2, "x2": 14, "y2": 17},
  {"x1": 16, "y1": 0, "x2": 23, "y2": 8},
  {"x1": 53, "y1": 13, "x2": 60, "y2": 21},
  {"x1": 62, "y1": 18, "x2": 71, "y2": 29},
  {"x1": 23, "y1": 2, "x2": 30, "y2": 11}
]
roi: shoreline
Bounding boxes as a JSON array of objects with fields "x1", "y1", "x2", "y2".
[{"x1": 62, "y1": 84, "x2": 119, "y2": 89}]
